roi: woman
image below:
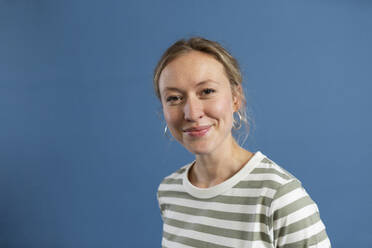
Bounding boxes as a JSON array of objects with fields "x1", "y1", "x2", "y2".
[{"x1": 154, "y1": 37, "x2": 331, "y2": 248}]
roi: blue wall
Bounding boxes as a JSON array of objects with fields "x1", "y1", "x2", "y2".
[{"x1": 1, "y1": 0, "x2": 371, "y2": 247}]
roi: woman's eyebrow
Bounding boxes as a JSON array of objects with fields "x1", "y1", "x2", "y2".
[
  {"x1": 163, "y1": 86, "x2": 183, "y2": 93},
  {"x1": 163, "y1": 80, "x2": 219, "y2": 93},
  {"x1": 196, "y1": 80, "x2": 219, "y2": 87}
]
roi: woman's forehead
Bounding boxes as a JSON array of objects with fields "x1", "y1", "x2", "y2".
[
  {"x1": 159, "y1": 51, "x2": 228, "y2": 90},
  {"x1": 166, "y1": 50, "x2": 222, "y2": 71}
]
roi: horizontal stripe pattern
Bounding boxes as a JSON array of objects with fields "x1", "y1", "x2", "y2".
[
  {"x1": 159, "y1": 183, "x2": 277, "y2": 198},
  {"x1": 164, "y1": 203, "x2": 270, "y2": 224},
  {"x1": 164, "y1": 217, "x2": 272, "y2": 243},
  {"x1": 161, "y1": 197, "x2": 270, "y2": 215},
  {"x1": 164, "y1": 225, "x2": 272, "y2": 248},
  {"x1": 158, "y1": 190, "x2": 273, "y2": 206},
  {"x1": 166, "y1": 209, "x2": 268, "y2": 232},
  {"x1": 157, "y1": 151, "x2": 331, "y2": 247}
]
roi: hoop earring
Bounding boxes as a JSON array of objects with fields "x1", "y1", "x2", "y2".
[
  {"x1": 164, "y1": 124, "x2": 173, "y2": 140},
  {"x1": 233, "y1": 111, "x2": 242, "y2": 130},
  {"x1": 164, "y1": 125, "x2": 168, "y2": 135}
]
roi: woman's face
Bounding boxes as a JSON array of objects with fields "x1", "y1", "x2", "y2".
[{"x1": 158, "y1": 51, "x2": 240, "y2": 155}]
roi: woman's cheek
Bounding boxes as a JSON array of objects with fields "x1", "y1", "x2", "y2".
[
  {"x1": 211, "y1": 97, "x2": 232, "y2": 114},
  {"x1": 165, "y1": 109, "x2": 183, "y2": 128},
  {"x1": 163, "y1": 107, "x2": 176, "y2": 122}
]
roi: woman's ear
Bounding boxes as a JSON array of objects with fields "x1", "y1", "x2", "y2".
[{"x1": 232, "y1": 84, "x2": 242, "y2": 112}]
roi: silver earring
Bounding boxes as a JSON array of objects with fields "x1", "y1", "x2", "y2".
[
  {"x1": 164, "y1": 125, "x2": 168, "y2": 135},
  {"x1": 164, "y1": 124, "x2": 172, "y2": 140},
  {"x1": 233, "y1": 112, "x2": 242, "y2": 130}
]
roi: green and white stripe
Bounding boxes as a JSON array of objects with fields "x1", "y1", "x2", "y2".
[{"x1": 157, "y1": 151, "x2": 331, "y2": 248}]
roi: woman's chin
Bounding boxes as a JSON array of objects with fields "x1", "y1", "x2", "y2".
[{"x1": 184, "y1": 143, "x2": 214, "y2": 155}]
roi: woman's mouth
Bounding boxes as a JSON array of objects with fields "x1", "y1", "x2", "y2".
[{"x1": 184, "y1": 126, "x2": 211, "y2": 137}]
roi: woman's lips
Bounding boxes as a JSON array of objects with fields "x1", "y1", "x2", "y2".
[{"x1": 184, "y1": 126, "x2": 211, "y2": 137}]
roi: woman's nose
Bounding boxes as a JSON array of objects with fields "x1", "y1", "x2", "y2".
[{"x1": 183, "y1": 97, "x2": 203, "y2": 121}]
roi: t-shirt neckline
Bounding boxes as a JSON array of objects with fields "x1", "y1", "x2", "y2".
[{"x1": 182, "y1": 151, "x2": 264, "y2": 199}]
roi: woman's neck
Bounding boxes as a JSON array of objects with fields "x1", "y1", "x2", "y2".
[{"x1": 189, "y1": 137, "x2": 253, "y2": 188}]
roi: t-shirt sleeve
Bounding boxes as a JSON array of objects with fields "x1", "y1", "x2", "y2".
[
  {"x1": 157, "y1": 182, "x2": 165, "y2": 222},
  {"x1": 270, "y1": 179, "x2": 331, "y2": 247}
]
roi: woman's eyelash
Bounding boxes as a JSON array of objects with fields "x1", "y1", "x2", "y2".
[
  {"x1": 166, "y1": 89, "x2": 215, "y2": 102},
  {"x1": 166, "y1": 96, "x2": 182, "y2": 102},
  {"x1": 202, "y1": 88, "x2": 216, "y2": 94}
]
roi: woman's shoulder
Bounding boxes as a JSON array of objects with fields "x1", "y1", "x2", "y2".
[
  {"x1": 158, "y1": 161, "x2": 192, "y2": 187},
  {"x1": 244, "y1": 151, "x2": 314, "y2": 207},
  {"x1": 257, "y1": 153, "x2": 331, "y2": 246},
  {"x1": 252, "y1": 151, "x2": 301, "y2": 187},
  {"x1": 256, "y1": 152, "x2": 319, "y2": 214},
  {"x1": 262, "y1": 155, "x2": 295, "y2": 176}
]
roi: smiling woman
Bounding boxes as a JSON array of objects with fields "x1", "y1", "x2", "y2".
[
  {"x1": 154, "y1": 37, "x2": 331, "y2": 248},
  {"x1": 159, "y1": 51, "x2": 240, "y2": 157}
]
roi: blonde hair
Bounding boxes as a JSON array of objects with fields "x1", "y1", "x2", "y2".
[{"x1": 153, "y1": 37, "x2": 250, "y2": 145}]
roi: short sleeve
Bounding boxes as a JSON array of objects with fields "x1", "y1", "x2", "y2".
[
  {"x1": 270, "y1": 180, "x2": 331, "y2": 248},
  {"x1": 157, "y1": 183, "x2": 165, "y2": 222}
]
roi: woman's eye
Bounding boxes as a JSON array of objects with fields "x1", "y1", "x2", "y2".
[
  {"x1": 202, "y1": 88, "x2": 216, "y2": 95},
  {"x1": 166, "y1": 96, "x2": 182, "y2": 103}
]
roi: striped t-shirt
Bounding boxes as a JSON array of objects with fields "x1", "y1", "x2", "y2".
[{"x1": 157, "y1": 151, "x2": 331, "y2": 248}]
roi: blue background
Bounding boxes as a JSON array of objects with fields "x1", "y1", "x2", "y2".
[{"x1": 1, "y1": 0, "x2": 371, "y2": 247}]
